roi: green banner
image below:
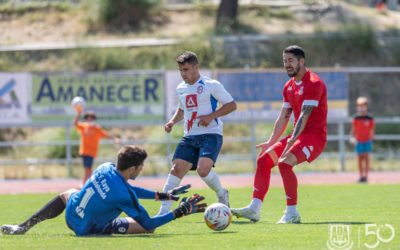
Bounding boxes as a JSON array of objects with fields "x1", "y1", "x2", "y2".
[{"x1": 32, "y1": 71, "x2": 164, "y2": 122}]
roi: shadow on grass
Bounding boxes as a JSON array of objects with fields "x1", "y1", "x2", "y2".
[
  {"x1": 301, "y1": 221, "x2": 370, "y2": 225},
  {"x1": 81, "y1": 233, "x2": 175, "y2": 238},
  {"x1": 232, "y1": 221, "x2": 267, "y2": 225}
]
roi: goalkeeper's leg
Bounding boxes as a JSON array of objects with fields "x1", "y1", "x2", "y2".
[
  {"x1": 157, "y1": 160, "x2": 191, "y2": 215},
  {"x1": 1, "y1": 189, "x2": 77, "y2": 235}
]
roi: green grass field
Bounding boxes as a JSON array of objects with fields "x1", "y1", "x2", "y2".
[{"x1": 0, "y1": 185, "x2": 399, "y2": 249}]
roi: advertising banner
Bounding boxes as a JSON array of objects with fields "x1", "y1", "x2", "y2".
[
  {"x1": 32, "y1": 71, "x2": 165, "y2": 122},
  {"x1": 216, "y1": 70, "x2": 349, "y2": 121},
  {"x1": 0, "y1": 73, "x2": 31, "y2": 124}
]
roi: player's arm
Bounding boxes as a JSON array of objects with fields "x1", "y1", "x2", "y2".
[
  {"x1": 129, "y1": 184, "x2": 190, "y2": 201},
  {"x1": 73, "y1": 110, "x2": 81, "y2": 126},
  {"x1": 198, "y1": 101, "x2": 236, "y2": 127},
  {"x1": 281, "y1": 104, "x2": 314, "y2": 156},
  {"x1": 165, "y1": 108, "x2": 184, "y2": 133},
  {"x1": 370, "y1": 118, "x2": 375, "y2": 140},
  {"x1": 350, "y1": 119, "x2": 356, "y2": 145},
  {"x1": 289, "y1": 105, "x2": 314, "y2": 141},
  {"x1": 256, "y1": 106, "x2": 292, "y2": 151},
  {"x1": 127, "y1": 194, "x2": 206, "y2": 231},
  {"x1": 197, "y1": 81, "x2": 236, "y2": 127}
]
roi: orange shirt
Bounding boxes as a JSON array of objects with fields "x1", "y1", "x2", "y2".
[
  {"x1": 352, "y1": 114, "x2": 375, "y2": 143},
  {"x1": 76, "y1": 122, "x2": 109, "y2": 157}
]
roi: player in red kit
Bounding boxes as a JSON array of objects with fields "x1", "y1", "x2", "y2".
[{"x1": 231, "y1": 45, "x2": 327, "y2": 224}]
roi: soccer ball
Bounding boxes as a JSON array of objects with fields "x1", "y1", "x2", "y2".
[
  {"x1": 204, "y1": 203, "x2": 232, "y2": 231},
  {"x1": 71, "y1": 96, "x2": 85, "y2": 113}
]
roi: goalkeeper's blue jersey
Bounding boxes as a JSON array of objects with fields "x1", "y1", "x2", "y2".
[{"x1": 65, "y1": 162, "x2": 166, "y2": 236}]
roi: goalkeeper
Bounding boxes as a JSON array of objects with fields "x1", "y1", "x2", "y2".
[{"x1": 1, "y1": 145, "x2": 206, "y2": 236}]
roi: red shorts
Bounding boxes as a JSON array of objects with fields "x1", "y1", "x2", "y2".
[{"x1": 271, "y1": 134, "x2": 326, "y2": 163}]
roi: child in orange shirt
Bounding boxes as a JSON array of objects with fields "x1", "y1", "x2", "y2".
[
  {"x1": 74, "y1": 110, "x2": 120, "y2": 185},
  {"x1": 350, "y1": 97, "x2": 375, "y2": 183}
]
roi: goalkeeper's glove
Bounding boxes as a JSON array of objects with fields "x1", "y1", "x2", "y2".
[
  {"x1": 156, "y1": 184, "x2": 191, "y2": 201},
  {"x1": 173, "y1": 193, "x2": 207, "y2": 219}
]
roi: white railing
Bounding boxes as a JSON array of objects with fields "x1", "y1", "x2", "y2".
[{"x1": 1, "y1": 118, "x2": 399, "y2": 176}]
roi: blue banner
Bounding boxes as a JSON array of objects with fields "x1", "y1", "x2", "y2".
[{"x1": 216, "y1": 71, "x2": 348, "y2": 120}]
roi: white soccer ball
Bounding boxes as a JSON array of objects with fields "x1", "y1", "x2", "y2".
[
  {"x1": 204, "y1": 203, "x2": 232, "y2": 231},
  {"x1": 71, "y1": 96, "x2": 86, "y2": 112}
]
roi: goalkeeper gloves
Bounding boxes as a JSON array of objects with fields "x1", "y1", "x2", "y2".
[
  {"x1": 173, "y1": 193, "x2": 207, "y2": 219},
  {"x1": 156, "y1": 184, "x2": 191, "y2": 201}
]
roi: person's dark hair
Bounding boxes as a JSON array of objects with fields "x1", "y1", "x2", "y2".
[
  {"x1": 83, "y1": 110, "x2": 97, "y2": 120},
  {"x1": 117, "y1": 145, "x2": 147, "y2": 171},
  {"x1": 176, "y1": 51, "x2": 199, "y2": 65},
  {"x1": 283, "y1": 45, "x2": 305, "y2": 60}
]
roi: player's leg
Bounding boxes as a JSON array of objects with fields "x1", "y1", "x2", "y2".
[
  {"x1": 231, "y1": 149, "x2": 278, "y2": 222},
  {"x1": 196, "y1": 134, "x2": 228, "y2": 206},
  {"x1": 276, "y1": 152, "x2": 303, "y2": 224},
  {"x1": 82, "y1": 156, "x2": 94, "y2": 185},
  {"x1": 364, "y1": 141, "x2": 373, "y2": 182},
  {"x1": 356, "y1": 142, "x2": 365, "y2": 182},
  {"x1": 197, "y1": 157, "x2": 229, "y2": 206},
  {"x1": 357, "y1": 154, "x2": 363, "y2": 182},
  {"x1": 99, "y1": 217, "x2": 154, "y2": 235},
  {"x1": 158, "y1": 137, "x2": 196, "y2": 215},
  {"x1": 1, "y1": 189, "x2": 78, "y2": 235},
  {"x1": 126, "y1": 217, "x2": 154, "y2": 234},
  {"x1": 231, "y1": 137, "x2": 288, "y2": 222},
  {"x1": 276, "y1": 135, "x2": 325, "y2": 224},
  {"x1": 158, "y1": 159, "x2": 191, "y2": 215}
]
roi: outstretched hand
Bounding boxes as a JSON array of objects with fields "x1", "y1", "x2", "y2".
[
  {"x1": 173, "y1": 194, "x2": 207, "y2": 219},
  {"x1": 156, "y1": 184, "x2": 191, "y2": 201}
]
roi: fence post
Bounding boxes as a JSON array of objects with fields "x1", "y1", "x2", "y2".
[
  {"x1": 338, "y1": 120, "x2": 346, "y2": 171},
  {"x1": 250, "y1": 121, "x2": 257, "y2": 169},
  {"x1": 65, "y1": 124, "x2": 73, "y2": 177}
]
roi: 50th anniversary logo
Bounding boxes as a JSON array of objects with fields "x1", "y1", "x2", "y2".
[{"x1": 327, "y1": 224, "x2": 396, "y2": 250}]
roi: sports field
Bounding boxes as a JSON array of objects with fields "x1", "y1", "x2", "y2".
[{"x1": 0, "y1": 184, "x2": 399, "y2": 250}]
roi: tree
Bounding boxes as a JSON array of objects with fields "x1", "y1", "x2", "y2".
[{"x1": 216, "y1": 0, "x2": 239, "y2": 32}]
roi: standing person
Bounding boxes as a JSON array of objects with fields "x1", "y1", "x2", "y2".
[
  {"x1": 1, "y1": 145, "x2": 206, "y2": 236},
  {"x1": 350, "y1": 97, "x2": 375, "y2": 183},
  {"x1": 74, "y1": 110, "x2": 120, "y2": 185},
  {"x1": 231, "y1": 45, "x2": 328, "y2": 224},
  {"x1": 158, "y1": 51, "x2": 237, "y2": 215}
]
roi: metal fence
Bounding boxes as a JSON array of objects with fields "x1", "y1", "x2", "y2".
[{"x1": 1, "y1": 117, "x2": 399, "y2": 177}]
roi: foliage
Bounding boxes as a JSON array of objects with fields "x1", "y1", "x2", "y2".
[{"x1": 96, "y1": 0, "x2": 161, "y2": 30}]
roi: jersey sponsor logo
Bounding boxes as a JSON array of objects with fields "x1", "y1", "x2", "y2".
[
  {"x1": 185, "y1": 94, "x2": 198, "y2": 108},
  {"x1": 197, "y1": 86, "x2": 203, "y2": 94}
]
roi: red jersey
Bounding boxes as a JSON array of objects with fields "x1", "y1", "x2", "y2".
[
  {"x1": 352, "y1": 114, "x2": 375, "y2": 142},
  {"x1": 282, "y1": 69, "x2": 328, "y2": 139}
]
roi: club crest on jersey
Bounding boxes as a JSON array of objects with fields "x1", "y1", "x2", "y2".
[
  {"x1": 185, "y1": 94, "x2": 198, "y2": 109},
  {"x1": 298, "y1": 86, "x2": 304, "y2": 95},
  {"x1": 197, "y1": 86, "x2": 203, "y2": 94}
]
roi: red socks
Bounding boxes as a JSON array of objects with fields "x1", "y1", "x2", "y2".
[
  {"x1": 278, "y1": 162, "x2": 298, "y2": 206},
  {"x1": 253, "y1": 153, "x2": 275, "y2": 201}
]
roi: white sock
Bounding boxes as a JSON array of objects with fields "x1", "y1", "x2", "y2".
[
  {"x1": 286, "y1": 205, "x2": 297, "y2": 214},
  {"x1": 158, "y1": 174, "x2": 182, "y2": 214},
  {"x1": 201, "y1": 170, "x2": 224, "y2": 196},
  {"x1": 249, "y1": 198, "x2": 262, "y2": 212}
]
